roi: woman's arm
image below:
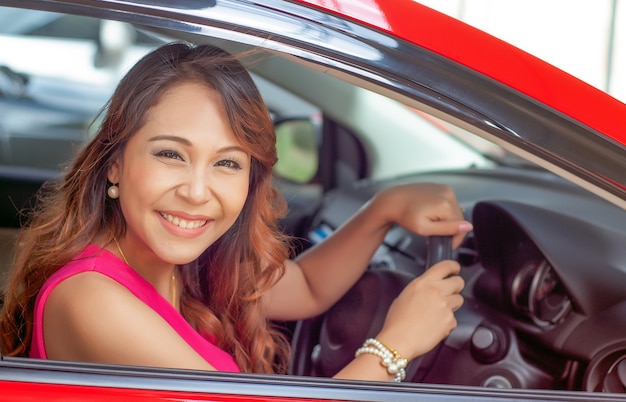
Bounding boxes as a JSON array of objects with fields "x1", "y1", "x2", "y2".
[{"x1": 263, "y1": 183, "x2": 471, "y2": 321}]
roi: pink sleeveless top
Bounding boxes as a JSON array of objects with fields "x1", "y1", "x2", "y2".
[{"x1": 30, "y1": 244, "x2": 240, "y2": 372}]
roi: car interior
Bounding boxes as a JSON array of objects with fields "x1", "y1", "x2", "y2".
[{"x1": 2, "y1": 7, "x2": 626, "y2": 395}]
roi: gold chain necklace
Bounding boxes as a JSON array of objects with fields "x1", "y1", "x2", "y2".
[{"x1": 113, "y1": 237, "x2": 177, "y2": 309}]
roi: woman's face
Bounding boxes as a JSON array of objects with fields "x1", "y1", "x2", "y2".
[{"x1": 108, "y1": 82, "x2": 251, "y2": 268}]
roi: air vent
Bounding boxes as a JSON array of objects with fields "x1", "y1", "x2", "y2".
[
  {"x1": 601, "y1": 356, "x2": 626, "y2": 392},
  {"x1": 585, "y1": 349, "x2": 626, "y2": 392}
]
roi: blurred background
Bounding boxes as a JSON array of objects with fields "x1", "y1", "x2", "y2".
[{"x1": 420, "y1": 0, "x2": 626, "y2": 103}]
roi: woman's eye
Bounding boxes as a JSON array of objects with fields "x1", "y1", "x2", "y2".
[
  {"x1": 216, "y1": 159, "x2": 242, "y2": 169},
  {"x1": 154, "y1": 150, "x2": 184, "y2": 161}
]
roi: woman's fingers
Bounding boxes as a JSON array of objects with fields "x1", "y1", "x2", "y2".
[
  {"x1": 448, "y1": 291, "x2": 465, "y2": 312},
  {"x1": 380, "y1": 183, "x2": 472, "y2": 247},
  {"x1": 427, "y1": 262, "x2": 465, "y2": 311},
  {"x1": 423, "y1": 259, "x2": 461, "y2": 278},
  {"x1": 379, "y1": 260, "x2": 465, "y2": 358}
]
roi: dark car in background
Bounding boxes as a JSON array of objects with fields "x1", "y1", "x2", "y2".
[{"x1": 1, "y1": 1, "x2": 626, "y2": 401}]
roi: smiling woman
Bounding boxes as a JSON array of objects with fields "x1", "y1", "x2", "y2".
[{"x1": 0, "y1": 43, "x2": 293, "y2": 373}]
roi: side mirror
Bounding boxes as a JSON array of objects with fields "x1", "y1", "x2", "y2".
[{"x1": 274, "y1": 118, "x2": 319, "y2": 184}]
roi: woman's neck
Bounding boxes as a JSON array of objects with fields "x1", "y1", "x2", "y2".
[{"x1": 109, "y1": 236, "x2": 179, "y2": 310}]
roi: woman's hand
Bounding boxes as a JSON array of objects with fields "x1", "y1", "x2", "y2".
[
  {"x1": 376, "y1": 259, "x2": 465, "y2": 361},
  {"x1": 370, "y1": 183, "x2": 472, "y2": 249},
  {"x1": 335, "y1": 260, "x2": 465, "y2": 381}
]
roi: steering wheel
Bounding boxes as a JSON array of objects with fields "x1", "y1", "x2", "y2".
[{"x1": 289, "y1": 235, "x2": 453, "y2": 380}]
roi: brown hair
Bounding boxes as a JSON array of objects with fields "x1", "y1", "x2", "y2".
[{"x1": 0, "y1": 43, "x2": 291, "y2": 373}]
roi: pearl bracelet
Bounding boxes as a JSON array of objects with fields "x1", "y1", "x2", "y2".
[{"x1": 355, "y1": 338, "x2": 408, "y2": 382}]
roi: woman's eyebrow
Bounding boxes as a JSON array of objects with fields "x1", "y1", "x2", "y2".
[
  {"x1": 148, "y1": 135, "x2": 248, "y2": 155},
  {"x1": 148, "y1": 135, "x2": 192, "y2": 146},
  {"x1": 217, "y1": 145, "x2": 248, "y2": 155}
]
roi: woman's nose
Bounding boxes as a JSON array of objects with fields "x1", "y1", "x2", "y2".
[{"x1": 177, "y1": 169, "x2": 212, "y2": 204}]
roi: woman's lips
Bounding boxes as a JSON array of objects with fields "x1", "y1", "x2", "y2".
[{"x1": 159, "y1": 211, "x2": 208, "y2": 230}]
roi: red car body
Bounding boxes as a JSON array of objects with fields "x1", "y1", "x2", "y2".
[{"x1": 298, "y1": 0, "x2": 626, "y2": 146}]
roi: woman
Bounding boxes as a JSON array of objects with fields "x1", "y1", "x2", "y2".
[{"x1": 0, "y1": 43, "x2": 471, "y2": 382}]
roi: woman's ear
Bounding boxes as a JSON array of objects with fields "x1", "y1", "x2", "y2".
[{"x1": 107, "y1": 159, "x2": 120, "y2": 184}]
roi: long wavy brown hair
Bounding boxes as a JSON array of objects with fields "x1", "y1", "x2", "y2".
[{"x1": 0, "y1": 42, "x2": 291, "y2": 373}]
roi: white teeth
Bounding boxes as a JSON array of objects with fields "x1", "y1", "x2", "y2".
[{"x1": 160, "y1": 212, "x2": 207, "y2": 229}]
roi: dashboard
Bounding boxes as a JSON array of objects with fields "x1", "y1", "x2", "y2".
[{"x1": 291, "y1": 166, "x2": 626, "y2": 393}]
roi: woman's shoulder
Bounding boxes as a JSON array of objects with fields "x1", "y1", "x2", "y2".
[
  {"x1": 60, "y1": 244, "x2": 122, "y2": 272},
  {"x1": 43, "y1": 245, "x2": 141, "y2": 322},
  {"x1": 41, "y1": 261, "x2": 184, "y2": 364},
  {"x1": 44, "y1": 244, "x2": 135, "y2": 290},
  {"x1": 36, "y1": 243, "x2": 151, "y2": 337},
  {"x1": 41, "y1": 243, "x2": 158, "y2": 318},
  {"x1": 39, "y1": 250, "x2": 220, "y2": 370},
  {"x1": 46, "y1": 267, "x2": 135, "y2": 311}
]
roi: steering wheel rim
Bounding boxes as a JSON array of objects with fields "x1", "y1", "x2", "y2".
[{"x1": 289, "y1": 236, "x2": 453, "y2": 380}]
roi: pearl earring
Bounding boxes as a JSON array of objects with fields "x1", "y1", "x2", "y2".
[{"x1": 107, "y1": 184, "x2": 120, "y2": 199}]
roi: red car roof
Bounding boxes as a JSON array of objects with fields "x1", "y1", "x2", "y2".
[{"x1": 295, "y1": 0, "x2": 626, "y2": 146}]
